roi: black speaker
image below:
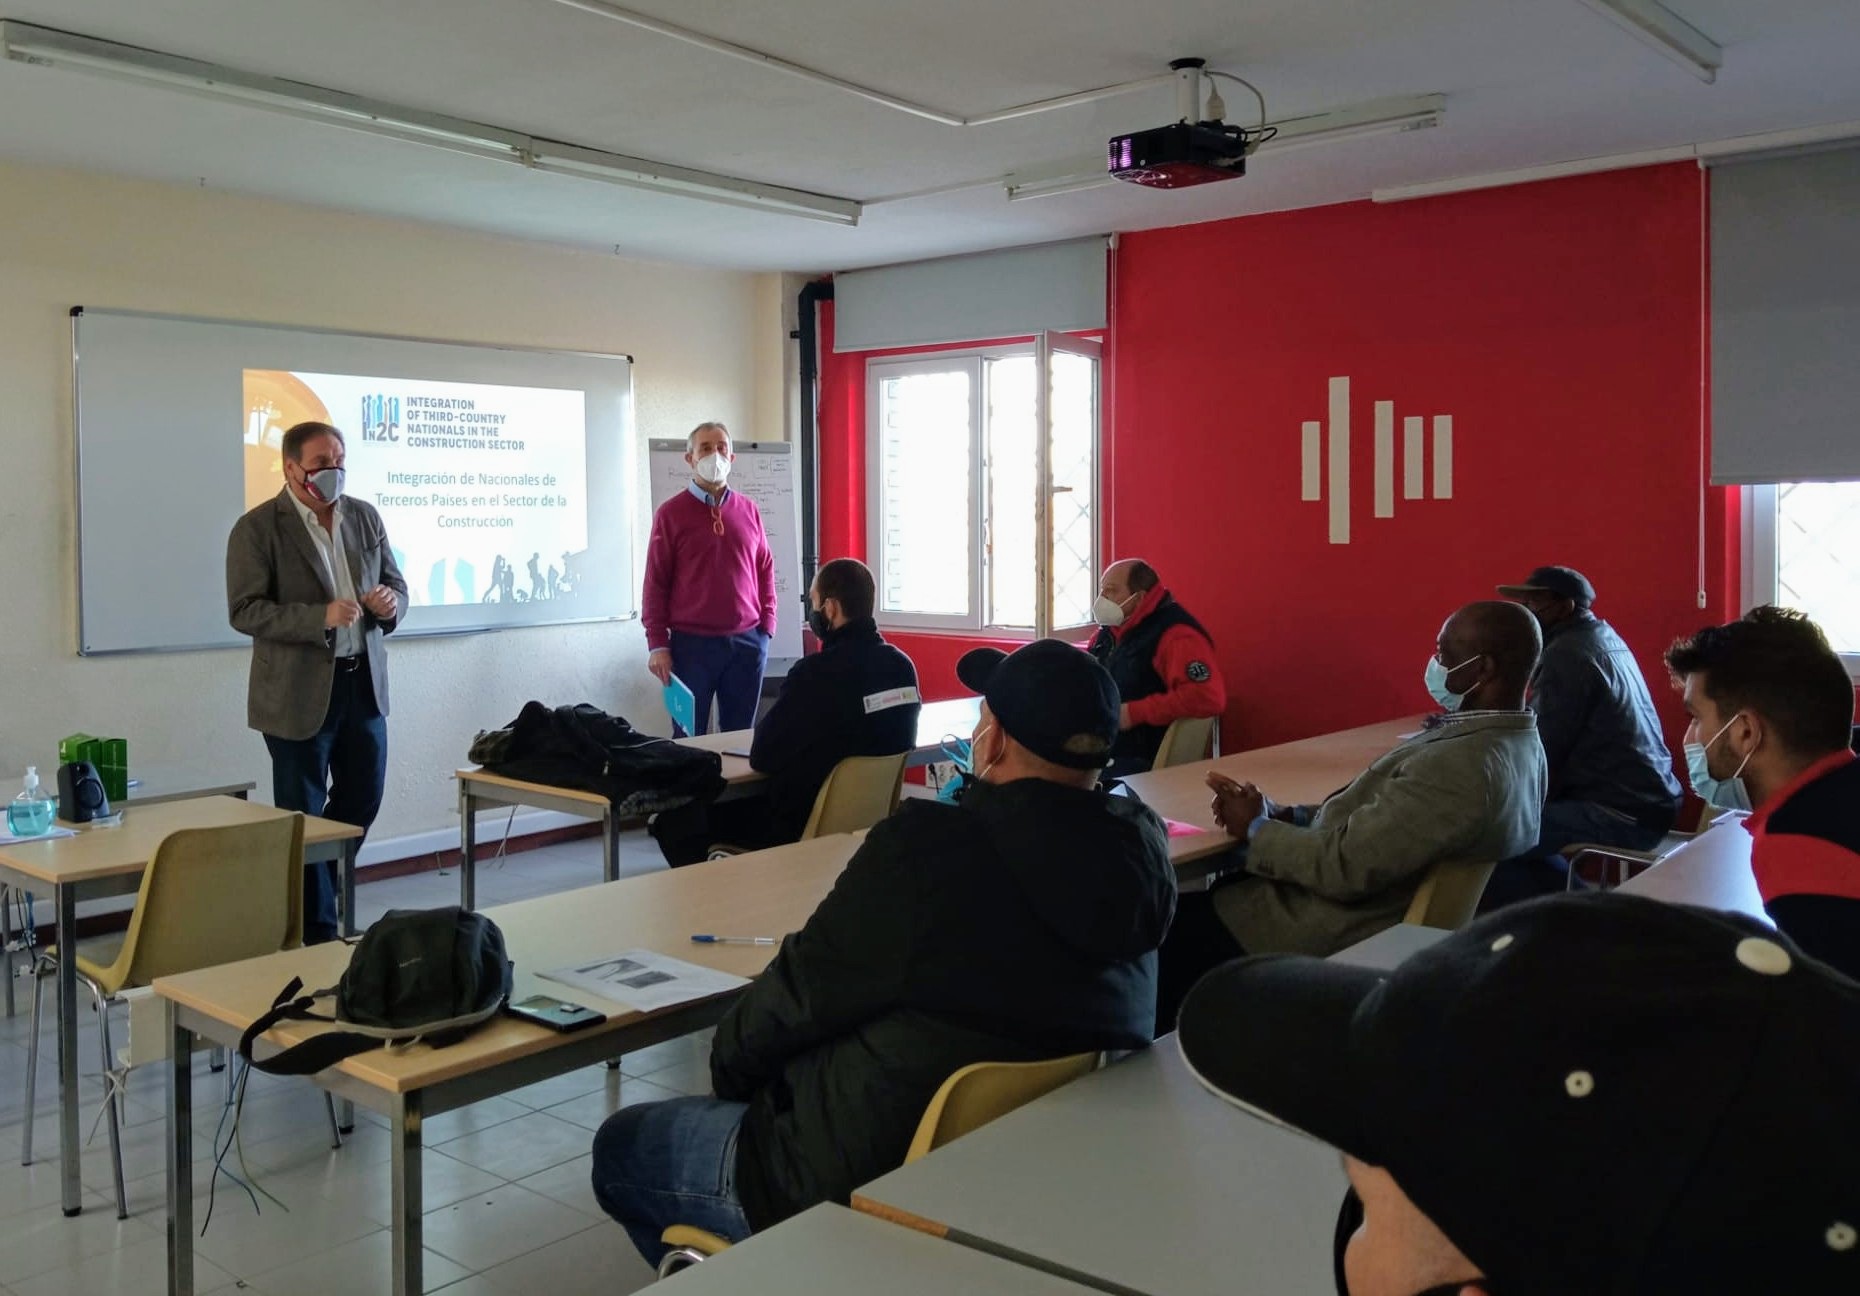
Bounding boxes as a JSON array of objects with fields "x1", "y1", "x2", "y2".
[{"x1": 57, "y1": 761, "x2": 110, "y2": 824}]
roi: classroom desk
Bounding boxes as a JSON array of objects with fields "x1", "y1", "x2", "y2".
[
  {"x1": 158, "y1": 832, "x2": 861, "y2": 1296},
  {"x1": 667, "y1": 1203, "x2": 1103, "y2": 1296},
  {"x1": 1120, "y1": 715, "x2": 1422, "y2": 877},
  {"x1": 1617, "y1": 816, "x2": 1763, "y2": 919},
  {"x1": 0, "y1": 796, "x2": 360, "y2": 1219},
  {"x1": 451, "y1": 695, "x2": 982, "y2": 907}
]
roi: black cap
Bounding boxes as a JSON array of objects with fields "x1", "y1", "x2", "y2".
[
  {"x1": 956, "y1": 639, "x2": 1118, "y2": 771},
  {"x1": 1176, "y1": 894, "x2": 1860, "y2": 1295},
  {"x1": 1497, "y1": 565, "x2": 1595, "y2": 607}
]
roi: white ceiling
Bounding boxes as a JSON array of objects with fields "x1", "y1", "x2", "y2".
[{"x1": 2, "y1": 1, "x2": 1858, "y2": 272}]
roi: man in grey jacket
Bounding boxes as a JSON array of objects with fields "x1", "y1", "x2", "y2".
[
  {"x1": 226, "y1": 421, "x2": 407, "y2": 942},
  {"x1": 1487, "y1": 565, "x2": 1682, "y2": 905},
  {"x1": 1155, "y1": 601, "x2": 1547, "y2": 1028}
]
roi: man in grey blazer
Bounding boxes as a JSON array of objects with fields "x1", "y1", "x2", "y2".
[
  {"x1": 1156, "y1": 601, "x2": 1548, "y2": 1028},
  {"x1": 227, "y1": 421, "x2": 408, "y2": 942}
]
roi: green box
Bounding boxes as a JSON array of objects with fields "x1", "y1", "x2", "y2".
[{"x1": 59, "y1": 732, "x2": 129, "y2": 803}]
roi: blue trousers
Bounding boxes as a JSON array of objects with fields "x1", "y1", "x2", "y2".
[
  {"x1": 669, "y1": 629, "x2": 768, "y2": 735},
  {"x1": 264, "y1": 659, "x2": 387, "y2": 943},
  {"x1": 592, "y1": 1096, "x2": 753, "y2": 1265},
  {"x1": 1480, "y1": 798, "x2": 1672, "y2": 912}
]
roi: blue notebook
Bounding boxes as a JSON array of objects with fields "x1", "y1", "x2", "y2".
[{"x1": 663, "y1": 674, "x2": 697, "y2": 736}]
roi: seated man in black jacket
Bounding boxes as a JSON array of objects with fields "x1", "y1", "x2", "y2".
[
  {"x1": 649, "y1": 558, "x2": 921, "y2": 865},
  {"x1": 592, "y1": 639, "x2": 1178, "y2": 1264}
]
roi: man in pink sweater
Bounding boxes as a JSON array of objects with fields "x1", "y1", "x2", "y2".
[{"x1": 643, "y1": 422, "x2": 777, "y2": 734}]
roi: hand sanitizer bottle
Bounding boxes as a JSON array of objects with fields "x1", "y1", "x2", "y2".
[{"x1": 7, "y1": 767, "x2": 56, "y2": 837}]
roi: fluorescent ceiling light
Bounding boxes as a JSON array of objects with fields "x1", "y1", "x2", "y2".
[
  {"x1": 0, "y1": 20, "x2": 860, "y2": 225},
  {"x1": 1003, "y1": 95, "x2": 1445, "y2": 202},
  {"x1": 1372, "y1": 117, "x2": 1860, "y2": 203},
  {"x1": 1572, "y1": 0, "x2": 1722, "y2": 84}
]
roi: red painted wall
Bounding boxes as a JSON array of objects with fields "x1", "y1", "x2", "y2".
[{"x1": 818, "y1": 163, "x2": 1738, "y2": 757}]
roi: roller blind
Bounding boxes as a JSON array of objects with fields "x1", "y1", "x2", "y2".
[
  {"x1": 1710, "y1": 144, "x2": 1860, "y2": 484},
  {"x1": 833, "y1": 237, "x2": 1107, "y2": 352}
]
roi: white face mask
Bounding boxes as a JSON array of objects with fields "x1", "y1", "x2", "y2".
[
  {"x1": 694, "y1": 452, "x2": 731, "y2": 485},
  {"x1": 1684, "y1": 713, "x2": 1754, "y2": 811},
  {"x1": 1423, "y1": 654, "x2": 1480, "y2": 712},
  {"x1": 1093, "y1": 592, "x2": 1137, "y2": 627}
]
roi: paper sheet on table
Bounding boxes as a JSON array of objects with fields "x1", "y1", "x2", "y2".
[
  {"x1": 539, "y1": 949, "x2": 749, "y2": 1013},
  {"x1": 0, "y1": 826, "x2": 77, "y2": 847}
]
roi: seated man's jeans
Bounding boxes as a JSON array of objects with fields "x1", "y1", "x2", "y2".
[
  {"x1": 592, "y1": 1096, "x2": 753, "y2": 1266},
  {"x1": 1481, "y1": 798, "x2": 1673, "y2": 912}
]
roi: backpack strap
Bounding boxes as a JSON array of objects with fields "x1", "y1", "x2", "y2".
[{"x1": 237, "y1": 977, "x2": 510, "y2": 1077}]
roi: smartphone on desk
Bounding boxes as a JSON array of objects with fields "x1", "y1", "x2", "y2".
[{"x1": 507, "y1": 994, "x2": 605, "y2": 1033}]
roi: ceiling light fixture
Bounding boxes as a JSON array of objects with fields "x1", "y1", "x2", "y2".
[
  {"x1": 1571, "y1": 0, "x2": 1722, "y2": 84},
  {"x1": 0, "y1": 21, "x2": 862, "y2": 225},
  {"x1": 1003, "y1": 95, "x2": 1445, "y2": 202}
]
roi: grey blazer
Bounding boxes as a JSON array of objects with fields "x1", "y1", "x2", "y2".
[
  {"x1": 1214, "y1": 711, "x2": 1547, "y2": 956},
  {"x1": 226, "y1": 490, "x2": 408, "y2": 741}
]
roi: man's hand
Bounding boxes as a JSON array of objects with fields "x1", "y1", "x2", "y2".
[
  {"x1": 648, "y1": 649, "x2": 674, "y2": 686},
  {"x1": 361, "y1": 585, "x2": 398, "y2": 618},
  {"x1": 1118, "y1": 703, "x2": 1133, "y2": 731},
  {"x1": 1206, "y1": 771, "x2": 1266, "y2": 840},
  {"x1": 325, "y1": 599, "x2": 363, "y2": 629}
]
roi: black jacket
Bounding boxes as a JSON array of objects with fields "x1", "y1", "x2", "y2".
[
  {"x1": 750, "y1": 618, "x2": 921, "y2": 840},
  {"x1": 468, "y1": 702, "x2": 724, "y2": 815},
  {"x1": 1530, "y1": 613, "x2": 1682, "y2": 828},
  {"x1": 712, "y1": 777, "x2": 1177, "y2": 1229}
]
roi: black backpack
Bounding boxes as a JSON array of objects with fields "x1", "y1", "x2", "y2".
[{"x1": 239, "y1": 907, "x2": 513, "y2": 1075}]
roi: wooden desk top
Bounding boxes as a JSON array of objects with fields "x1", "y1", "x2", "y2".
[
  {"x1": 1618, "y1": 817, "x2": 1764, "y2": 920},
  {"x1": 0, "y1": 796, "x2": 360, "y2": 887},
  {"x1": 1123, "y1": 715, "x2": 1422, "y2": 865},
  {"x1": 154, "y1": 832, "x2": 860, "y2": 1095}
]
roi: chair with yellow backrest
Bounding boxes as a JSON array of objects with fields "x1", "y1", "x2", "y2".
[
  {"x1": 1402, "y1": 858, "x2": 1499, "y2": 930},
  {"x1": 19, "y1": 813, "x2": 337, "y2": 1218},
  {"x1": 1151, "y1": 716, "x2": 1216, "y2": 771},
  {"x1": 656, "y1": 1051, "x2": 1100, "y2": 1277},
  {"x1": 708, "y1": 751, "x2": 909, "y2": 858}
]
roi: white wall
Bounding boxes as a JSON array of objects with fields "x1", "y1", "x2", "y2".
[{"x1": 0, "y1": 160, "x2": 778, "y2": 856}]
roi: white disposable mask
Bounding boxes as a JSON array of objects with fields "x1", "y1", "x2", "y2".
[
  {"x1": 1424, "y1": 654, "x2": 1479, "y2": 712},
  {"x1": 695, "y1": 452, "x2": 731, "y2": 485},
  {"x1": 1684, "y1": 713, "x2": 1754, "y2": 812},
  {"x1": 1093, "y1": 593, "x2": 1137, "y2": 627}
]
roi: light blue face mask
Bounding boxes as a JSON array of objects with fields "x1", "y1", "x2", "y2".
[
  {"x1": 1424, "y1": 654, "x2": 1480, "y2": 712},
  {"x1": 1684, "y1": 713, "x2": 1753, "y2": 812}
]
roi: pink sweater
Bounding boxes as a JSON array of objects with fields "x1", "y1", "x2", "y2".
[{"x1": 642, "y1": 489, "x2": 777, "y2": 650}]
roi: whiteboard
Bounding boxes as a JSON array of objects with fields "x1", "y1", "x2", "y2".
[{"x1": 648, "y1": 440, "x2": 803, "y2": 664}]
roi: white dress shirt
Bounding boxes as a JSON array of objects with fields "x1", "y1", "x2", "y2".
[{"x1": 286, "y1": 489, "x2": 364, "y2": 658}]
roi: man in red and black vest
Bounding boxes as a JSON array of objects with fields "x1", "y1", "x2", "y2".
[{"x1": 1087, "y1": 559, "x2": 1227, "y2": 779}]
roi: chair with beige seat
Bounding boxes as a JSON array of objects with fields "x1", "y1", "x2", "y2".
[
  {"x1": 1151, "y1": 715, "x2": 1216, "y2": 770},
  {"x1": 656, "y1": 1051, "x2": 1100, "y2": 1277},
  {"x1": 708, "y1": 751, "x2": 908, "y2": 857},
  {"x1": 1402, "y1": 858, "x2": 1498, "y2": 931},
  {"x1": 19, "y1": 812, "x2": 338, "y2": 1217}
]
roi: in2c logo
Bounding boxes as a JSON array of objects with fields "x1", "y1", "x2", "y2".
[
  {"x1": 1301, "y1": 376, "x2": 1453, "y2": 545},
  {"x1": 361, "y1": 393, "x2": 401, "y2": 442}
]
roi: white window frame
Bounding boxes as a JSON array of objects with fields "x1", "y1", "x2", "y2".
[
  {"x1": 865, "y1": 338, "x2": 1101, "y2": 638},
  {"x1": 1740, "y1": 482, "x2": 1860, "y2": 678}
]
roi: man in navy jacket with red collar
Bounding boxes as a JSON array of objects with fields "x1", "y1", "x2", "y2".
[
  {"x1": 1087, "y1": 559, "x2": 1226, "y2": 779},
  {"x1": 1666, "y1": 606, "x2": 1860, "y2": 979}
]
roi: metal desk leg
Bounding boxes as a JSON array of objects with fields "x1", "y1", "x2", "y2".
[
  {"x1": 2, "y1": 887, "x2": 14, "y2": 1019},
  {"x1": 340, "y1": 841, "x2": 358, "y2": 939},
  {"x1": 167, "y1": 1010, "x2": 195, "y2": 1296},
  {"x1": 55, "y1": 885, "x2": 81, "y2": 1216},
  {"x1": 602, "y1": 807, "x2": 619, "y2": 885},
  {"x1": 390, "y1": 1091, "x2": 425, "y2": 1296},
  {"x1": 459, "y1": 784, "x2": 477, "y2": 912}
]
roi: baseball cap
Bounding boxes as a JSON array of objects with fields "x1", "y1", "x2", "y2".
[
  {"x1": 1176, "y1": 893, "x2": 1860, "y2": 1294},
  {"x1": 1497, "y1": 565, "x2": 1595, "y2": 607},
  {"x1": 955, "y1": 639, "x2": 1119, "y2": 771}
]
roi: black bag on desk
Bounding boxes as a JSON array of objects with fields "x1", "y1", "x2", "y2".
[
  {"x1": 238, "y1": 907, "x2": 513, "y2": 1076},
  {"x1": 469, "y1": 700, "x2": 726, "y2": 815}
]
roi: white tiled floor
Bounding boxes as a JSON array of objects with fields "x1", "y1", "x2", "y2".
[{"x1": 0, "y1": 832, "x2": 703, "y2": 1295}]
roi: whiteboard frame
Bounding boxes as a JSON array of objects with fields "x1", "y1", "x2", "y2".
[{"x1": 71, "y1": 306, "x2": 637, "y2": 655}]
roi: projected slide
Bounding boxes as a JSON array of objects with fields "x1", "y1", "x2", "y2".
[{"x1": 242, "y1": 370, "x2": 591, "y2": 608}]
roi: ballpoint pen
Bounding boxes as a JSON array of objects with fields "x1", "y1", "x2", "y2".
[{"x1": 691, "y1": 934, "x2": 776, "y2": 945}]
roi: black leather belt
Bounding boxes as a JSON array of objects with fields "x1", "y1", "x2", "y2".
[{"x1": 333, "y1": 654, "x2": 365, "y2": 672}]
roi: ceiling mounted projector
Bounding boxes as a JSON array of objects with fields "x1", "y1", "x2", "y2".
[{"x1": 1108, "y1": 58, "x2": 1270, "y2": 189}]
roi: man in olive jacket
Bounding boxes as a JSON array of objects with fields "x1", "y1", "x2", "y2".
[{"x1": 592, "y1": 639, "x2": 1177, "y2": 1264}]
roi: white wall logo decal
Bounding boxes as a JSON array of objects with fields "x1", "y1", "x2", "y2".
[{"x1": 1301, "y1": 376, "x2": 1454, "y2": 544}]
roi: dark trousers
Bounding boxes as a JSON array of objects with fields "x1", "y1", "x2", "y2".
[
  {"x1": 650, "y1": 797, "x2": 782, "y2": 868},
  {"x1": 1479, "y1": 798, "x2": 1673, "y2": 913},
  {"x1": 592, "y1": 1096, "x2": 754, "y2": 1266},
  {"x1": 669, "y1": 629, "x2": 768, "y2": 735},
  {"x1": 264, "y1": 658, "x2": 387, "y2": 943},
  {"x1": 1155, "y1": 888, "x2": 1248, "y2": 1038}
]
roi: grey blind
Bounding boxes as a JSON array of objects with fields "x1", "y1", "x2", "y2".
[
  {"x1": 833, "y1": 237, "x2": 1107, "y2": 352},
  {"x1": 1711, "y1": 144, "x2": 1860, "y2": 484}
]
